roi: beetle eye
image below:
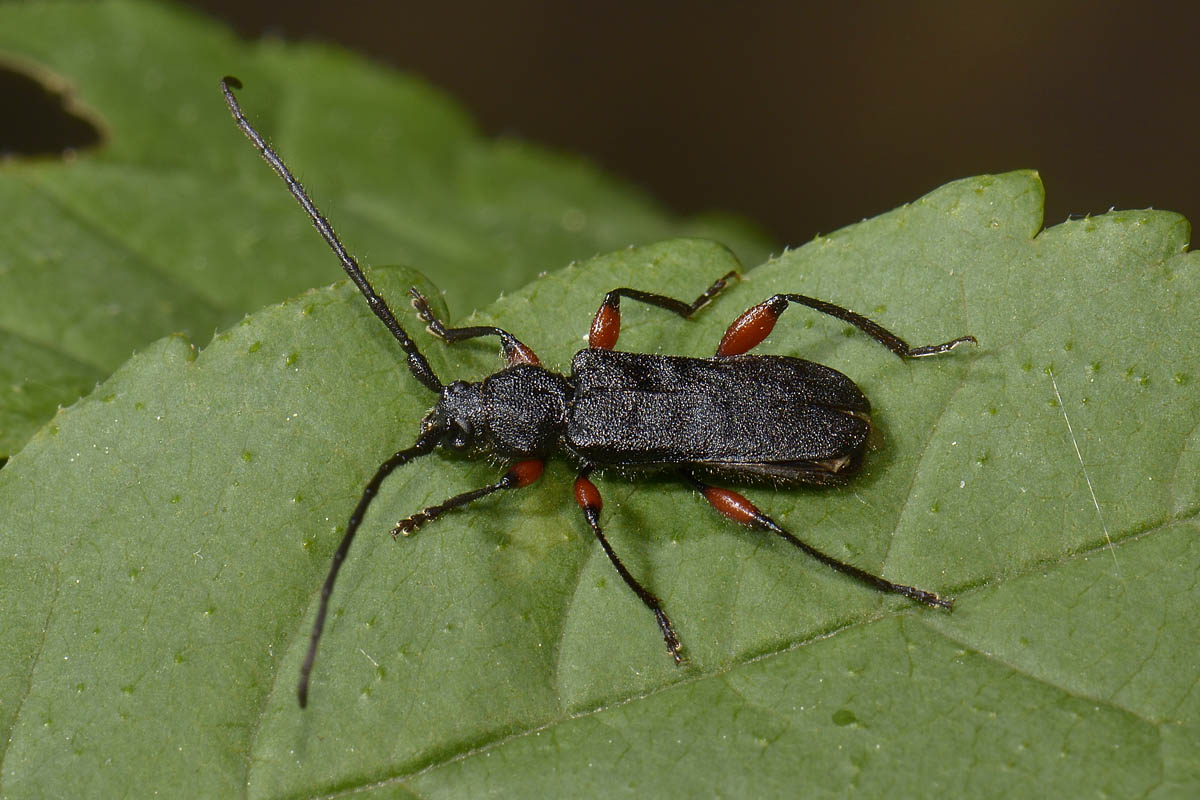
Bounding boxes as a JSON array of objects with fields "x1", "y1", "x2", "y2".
[{"x1": 449, "y1": 421, "x2": 473, "y2": 449}]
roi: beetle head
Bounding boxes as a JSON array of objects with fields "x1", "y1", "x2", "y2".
[{"x1": 425, "y1": 380, "x2": 487, "y2": 451}]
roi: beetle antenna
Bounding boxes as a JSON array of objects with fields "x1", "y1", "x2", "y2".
[
  {"x1": 298, "y1": 428, "x2": 442, "y2": 708},
  {"x1": 220, "y1": 76, "x2": 443, "y2": 394}
]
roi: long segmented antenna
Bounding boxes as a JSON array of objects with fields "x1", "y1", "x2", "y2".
[
  {"x1": 297, "y1": 429, "x2": 441, "y2": 708},
  {"x1": 221, "y1": 77, "x2": 451, "y2": 707},
  {"x1": 220, "y1": 76, "x2": 443, "y2": 394}
]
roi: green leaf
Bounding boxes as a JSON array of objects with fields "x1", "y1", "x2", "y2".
[
  {"x1": 0, "y1": 0, "x2": 770, "y2": 458},
  {"x1": 1, "y1": 172, "x2": 1196, "y2": 797}
]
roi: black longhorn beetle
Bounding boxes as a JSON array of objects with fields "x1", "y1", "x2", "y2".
[{"x1": 221, "y1": 77, "x2": 977, "y2": 708}]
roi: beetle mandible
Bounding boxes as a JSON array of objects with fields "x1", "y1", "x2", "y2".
[{"x1": 221, "y1": 77, "x2": 977, "y2": 708}]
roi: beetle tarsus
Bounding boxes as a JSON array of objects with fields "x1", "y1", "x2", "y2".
[
  {"x1": 409, "y1": 287, "x2": 540, "y2": 366},
  {"x1": 655, "y1": 608, "x2": 685, "y2": 664},
  {"x1": 905, "y1": 335, "x2": 978, "y2": 358}
]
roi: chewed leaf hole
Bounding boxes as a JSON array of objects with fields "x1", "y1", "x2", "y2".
[{"x1": 0, "y1": 63, "x2": 103, "y2": 157}]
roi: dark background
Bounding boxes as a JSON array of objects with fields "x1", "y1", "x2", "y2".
[
  {"x1": 16, "y1": 1, "x2": 1200, "y2": 248},
  {"x1": 182, "y1": 1, "x2": 1199, "y2": 246}
]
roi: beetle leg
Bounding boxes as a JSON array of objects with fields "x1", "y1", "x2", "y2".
[
  {"x1": 716, "y1": 293, "x2": 976, "y2": 358},
  {"x1": 686, "y1": 473, "x2": 953, "y2": 610},
  {"x1": 574, "y1": 467, "x2": 684, "y2": 663},
  {"x1": 409, "y1": 288, "x2": 540, "y2": 367},
  {"x1": 588, "y1": 271, "x2": 739, "y2": 350},
  {"x1": 391, "y1": 459, "x2": 545, "y2": 537}
]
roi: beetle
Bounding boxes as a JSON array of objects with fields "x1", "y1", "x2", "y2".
[{"x1": 221, "y1": 77, "x2": 976, "y2": 708}]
